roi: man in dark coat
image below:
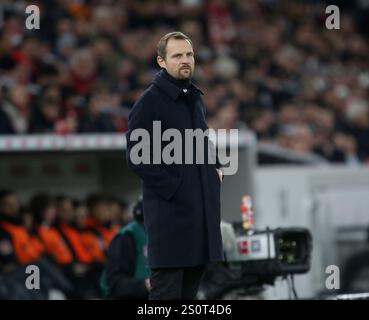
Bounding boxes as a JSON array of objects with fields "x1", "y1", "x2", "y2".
[{"x1": 126, "y1": 32, "x2": 224, "y2": 300}]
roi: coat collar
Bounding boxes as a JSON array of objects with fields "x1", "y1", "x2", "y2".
[{"x1": 152, "y1": 69, "x2": 204, "y2": 101}]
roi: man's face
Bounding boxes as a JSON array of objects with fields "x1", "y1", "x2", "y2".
[
  {"x1": 93, "y1": 201, "x2": 112, "y2": 224},
  {"x1": 0, "y1": 194, "x2": 19, "y2": 217},
  {"x1": 58, "y1": 199, "x2": 74, "y2": 223},
  {"x1": 157, "y1": 38, "x2": 195, "y2": 80}
]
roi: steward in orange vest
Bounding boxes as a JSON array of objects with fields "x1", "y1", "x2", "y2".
[
  {"x1": 0, "y1": 215, "x2": 42, "y2": 265},
  {"x1": 56, "y1": 195, "x2": 105, "y2": 298},
  {"x1": 1, "y1": 191, "x2": 73, "y2": 299},
  {"x1": 29, "y1": 194, "x2": 74, "y2": 267},
  {"x1": 85, "y1": 193, "x2": 120, "y2": 251},
  {"x1": 0, "y1": 191, "x2": 42, "y2": 267},
  {"x1": 74, "y1": 200, "x2": 106, "y2": 264}
]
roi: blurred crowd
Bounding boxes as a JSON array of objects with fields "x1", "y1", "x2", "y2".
[
  {"x1": 0, "y1": 0, "x2": 369, "y2": 163},
  {"x1": 0, "y1": 189, "x2": 133, "y2": 299}
]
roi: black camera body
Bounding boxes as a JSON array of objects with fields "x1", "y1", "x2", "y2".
[
  {"x1": 227, "y1": 224, "x2": 313, "y2": 277},
  {"x1": 197, "y1": 222, "x2": 313, "y2": 299}
]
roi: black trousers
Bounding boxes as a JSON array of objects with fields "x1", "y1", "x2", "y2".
[{"x1": 148, "y1": 264, "x2": 206, "y2": 300}]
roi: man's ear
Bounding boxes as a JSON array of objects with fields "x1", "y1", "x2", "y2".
[{"x1": 157, "y1": 56, "x2": 166, "y2": 68}]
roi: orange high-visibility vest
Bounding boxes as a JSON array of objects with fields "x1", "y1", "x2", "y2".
[
  {"x1": 37, "y1": 225, "x2": 73, "y2": 265},
  {"x1": 29, "y1": 234, "x2": 45, "y2": 257},
  {"x1": 80, "y1": 231, "x2": 105, "y2": 263},
  {"x1": 84, "y1": 215, "x2": 119, "y2": 249},
  {"x1": 0, "y1": 221, "x2": 41, "y2": 264},
  {"x1": 97, "y1": 225, "x2": 119, "y2": 249},
  {"x1": 59, "y1": 223, "x2": 93, "y2": 264}
]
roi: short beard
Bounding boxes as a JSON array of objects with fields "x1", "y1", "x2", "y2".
[{"x1": 177, "y1": 68, "x2": 193, "y2": 79}]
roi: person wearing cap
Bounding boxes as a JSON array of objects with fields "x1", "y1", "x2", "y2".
[{"x1": 100, "y1": 196, "x2": 150, "y2": 299}]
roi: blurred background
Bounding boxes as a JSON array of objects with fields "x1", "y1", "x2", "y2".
[{"x1": 1, "y1": 0, "x2": 369, "y2": 299}]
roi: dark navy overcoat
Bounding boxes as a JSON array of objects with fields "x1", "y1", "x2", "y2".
[{"x1": 126, "y1": 69, "x2": 224, "y2": 268}]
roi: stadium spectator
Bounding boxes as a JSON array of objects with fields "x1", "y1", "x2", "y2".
[
  {"x1": 0, "y1": 190, "x2": 72, "y2": 299},
  {"x1": 107, "y1": 196, "x2": 133, "y2": 228},
  {"x1": 0, "y1": 84, "x2": 31, "y2": 134},
  {"x1": 55, "y1": 194, "x2": 104, "y2": 298},
  {"x1": 85, "y1": 193, "x2": 120, "y2": 251},
  {"x1": 0, "y1": 190, "x2": 41, "y2": 266},
  {"x1": 0, "y1": 0, "x2": 368, "y2": 160}
]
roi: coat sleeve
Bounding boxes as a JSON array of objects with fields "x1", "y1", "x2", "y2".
[{"x1": 126, "y1": 93, "x2": 183, "y2": 200}]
